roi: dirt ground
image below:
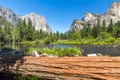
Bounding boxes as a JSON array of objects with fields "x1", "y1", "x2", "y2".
[{"x1": 15, "y1": 56, "x2": 120, "y2": 80}]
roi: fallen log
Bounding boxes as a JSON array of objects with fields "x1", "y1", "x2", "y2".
[{"x1": 4, "y1": 56, "x2": 118, "y2": 80}]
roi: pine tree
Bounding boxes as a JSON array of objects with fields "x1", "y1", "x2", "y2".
[
  {"x1": 101, "y1": 20, "x2": 106, "y2": 32},
  {"x1": 96, "y1": 19, "x2": 101, "y2": 35},
  {"x1": 4, "y1": 26, "x2": 11, "y2": 42},
  {"x1": 16, "y1": 20, "x2": 27, "y2": 41},
  {"x1": 91, "y1": 24, "x2": 99, "y2": 38},
  {"x1": 107, "y1": 19, "x2": 114, "y2": 33},
  {"x1": 16, "y1": 20, "x2": 22, "y2": 41},
  {"x1": 0, "y1": 26, "x2": 5, "y2": 42},
  {"x1": 114, "y1": 21, "x2": 120, "y2": 38},
  {"x1": 81, "y1": 26, "x2": 87, "y2": 38},
  {"x1": 11, "y1": 26, "x2": 19, "y2": 48},
  {"x1": 26, "y1": 18, "x2": 35, "y2": 41}
]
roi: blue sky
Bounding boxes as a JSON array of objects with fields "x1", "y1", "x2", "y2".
[{"x1": 0, "y1": 0, "x2": 115, "y2": 33}]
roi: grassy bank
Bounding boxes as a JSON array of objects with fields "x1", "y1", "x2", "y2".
[
  {"x1": 24, "y1": 47, "x2": 82, "y2": 57},
  {"x1": 52, "y1": 38, "x2": 120, "y2": 45},
  {"x1": 18, "y1": 37, "x2": 120, "y2": 45},
  {"x1": 20, "y1": 40, "x2": 44, "y2": 45}
]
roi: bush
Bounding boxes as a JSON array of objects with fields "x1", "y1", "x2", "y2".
[
  {"x1": 114, "y1": 38, "x2": 120, "y2": 44},
  {"x1": 42, "y1": 48, "x2": 54, "y2": 55},
  {"x1": 24, "y1": 46, "x2": 35, "y2": 54},
  {"x1": 96, "y1": 32, "x2": 112, "y2": 41},
  {"x1": 24, "y1": 46, "x2": 41, "y2": 54},
  {"x1": 35, "y1": 39, "x2": 40, "y2": 44},
  {"x1": 104, "y1": 37, "x2": 115, "y2": 43},
  {"x1": 41, "y1": 47, "x2": 82, "y2": 57},
  {"x1": 23, "y1": 46, "x2": 82, "y2": 57}
]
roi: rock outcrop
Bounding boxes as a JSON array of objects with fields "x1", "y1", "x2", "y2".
[
  {"x1": 0, "y1": 6, "x2": 52, "y2": 33},
  {"x1": 70, "y1": 19, "x2": 84, "y2": 31},
  {"x1": 1, "y1": 56, "x2": 120, "y2": 80},
  {"x1": 82, "y1": 13, "x2": 99, "y2": 22},
  {"x1": 70, "y1": 1, "x2": 120, "y2": 31},
  {"x1": 107, "y1": 1, "x2": 120, "y2": 17},
  {"x1": 0, "y1": 6, "x2": 18, "y2": 25},
  {"x1": 21, "y1": 13, "x2": 52, "y2": 33}
]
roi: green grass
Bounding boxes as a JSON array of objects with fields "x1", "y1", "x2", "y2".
[
  {"x1": 41, "y1": 47, "x2": 82, "y2": 57},
  {"x1": 52, "y1": 40, "x2": 81, "y2": 45},
  {"x1": 20, "y1": 40, "x2": 44, "y2": 45},
  {"x1": 24, "y1": 47, "x2": 82, "y2": 57},
  {"x1": 23, "y1": 46, "x2": 42, "y2": 55},
  {"x1": 18, "y1": 38, "x2": 120, "y2": 46},
  {"x1": 52, "y1": 38, "x2": 120, "y2": 45}
]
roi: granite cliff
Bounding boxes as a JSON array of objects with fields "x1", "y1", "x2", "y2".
[
  {"x1": 21, "y1": 13, "x2": 51, "y2": 33},
  {"x1": 0, "y1": 6, "x2": 51, "y2": 33},
  {"x1": 0, "y1": 6, "x2": 18, "y2": 25},
  {"x1": 70, "y1": 2, "x2": 120, "y2": 31}
]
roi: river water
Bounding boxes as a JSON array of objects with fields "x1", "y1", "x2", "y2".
[
  {"x1": 0, "y1": 43, "x2": 120, "y2": 56},
  {"x1": 49, "y1": 44, "x2": 120, "y2": 56},
  {"x1": 0, "y1": 44, "x2": 120, "y2": 80}
]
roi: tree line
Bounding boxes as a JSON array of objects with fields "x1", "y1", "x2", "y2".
[
  {"x1": 0, "y1": 18, "x2": 49, "y2": 43},
  {"x1": 0, "y1": 19, "x2": 120, "y2": 43},
  {"x1": 58, "y1": 19, "x2": 120, "y2": 41}
]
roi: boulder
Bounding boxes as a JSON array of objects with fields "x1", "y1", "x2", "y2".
[{"x1": 31, "y1": 51, "x2": 40, "y2": 57}]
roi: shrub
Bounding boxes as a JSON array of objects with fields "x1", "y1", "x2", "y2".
[
  {"x1": 96, "y1": 32, "x2": 112, "y2": 41},
  {"x1": 24, "y1": 46, "x2": 41, "y2": 54},
  {"x1": 42, "y1": 48, "x2": 53, "y2": 55},
  {"x1": 24, "y1": 46, "x2": 35, "y2": 54},
  {"x1": 35, "y1": 39, "x2": 40, "y2": 44},
  {"x1": 41, "y1": 47, "x2": 82, "y2": 57}
]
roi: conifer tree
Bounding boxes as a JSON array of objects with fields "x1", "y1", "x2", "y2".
[
  {"x1": 26, "y1": 18, "x2": 35, "y2": 40},
  {"x1": 101, "y1": 20, "x2": 106, "y2": 32},
  {"x1": 107, "y1": 19, "x2": 114, "y2": 33}
]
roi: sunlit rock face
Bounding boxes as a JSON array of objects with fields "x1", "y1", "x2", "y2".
[
  {"x1": 70, "y1": 19, "x2": 84, "y2": 31},
  {"x1": 70, "y1": 2, "x2": 120, "y2": 31},
  {"x1": 107, "y1": 2, "x2": 120, "y2": 17},
  {"x1": 21, "y1": 13, "x2": 52, "y2": 33},
  {"x1": 0, "y1": 6, "x2": 52, "y2": 33},
  {"x1": 0, "y1": 5, "x2": 18, "y2": 25},
  {"x1": 82, "y1": 12, "x2": 98, "y2": 22}
]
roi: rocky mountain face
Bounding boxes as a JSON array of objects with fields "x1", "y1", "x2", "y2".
[
  {"x1": 0, "y1": 6, "x2": 18, "y2": 25},
  {"x1": 0, "y1": 6, "x2": 51, "y2": 33},
  {"x1": 70, "y1": 2, "x2": 120, "y2": 31},
  {"x1": 21, "y1": 13, "x2": 51, "y2": 33},
  {"x1": 70, "y1": 19, "x2": 84, "y2": 31}
]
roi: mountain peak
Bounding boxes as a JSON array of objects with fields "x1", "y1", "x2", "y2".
[
  {"x1": 83, "y1": 12, "x2": 99, "y2": 22},
  {"x1": 107, "y1": 1, "x2": 120, "y2": 17},
  {"x1": 0, "y1": 5, "x2": 18, "y2": 25},
  {"x1": 0, "y1": 5, "x2": 52, "y2": 33},
  {"x1": 70, "y1": 1, "x2": 120, "y2": 31},
  {"x1": 21, "y1": 13, "x2": 52, "y2": 33},
  {"x1": 30, "y1": 12, "x2": 39, "y2": 16},
  {"x1": 109, "y1": 1, "x2": 120, "y2": 9}
]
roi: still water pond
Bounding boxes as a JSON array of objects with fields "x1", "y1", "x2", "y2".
[
  {"x1": 0, "y1": 43, "x2": 120, "y2": 56},
  {"x1": 50, "y1": 44, "x2": 120, "y2": 56}
]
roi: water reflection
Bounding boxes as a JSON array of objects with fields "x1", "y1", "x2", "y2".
[
  {"x1": 80, "y1": 45, "x2": 120, "y2": 56},
  {"x1": 0, "y1": 43, "x2": 120, "y2": 56}
]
